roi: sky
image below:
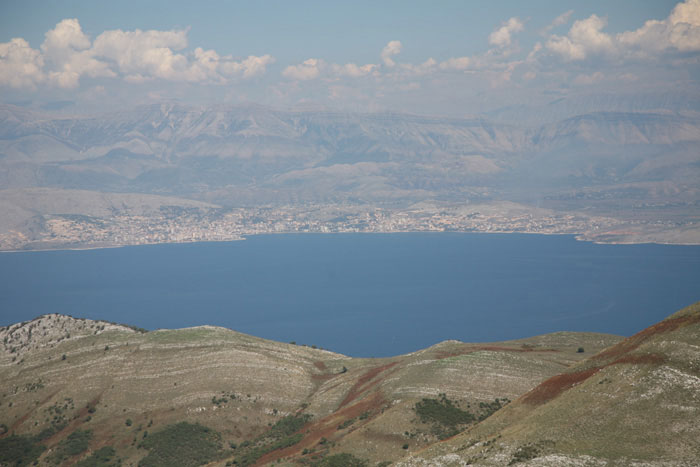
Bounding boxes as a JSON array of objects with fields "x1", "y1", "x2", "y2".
[{"x1": 1, "y1": 0, "x2": 699, "y2": 116}]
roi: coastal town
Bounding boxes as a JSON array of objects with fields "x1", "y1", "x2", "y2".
[{"x1": 0, "y1": 202, "x2": 635, "y2": 251}]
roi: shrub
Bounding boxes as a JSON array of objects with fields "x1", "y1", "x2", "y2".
[
  {"x1": 138, "y1": 422, "x2": 223, "y2": 467},
  {"x1": 75, "y1": 446, "x2": 117, "y2": 467},
  {"x1": 509, "y1": 444, "x2": 540, "y2": 465},
  {"x1": 233, "y1": 414, "x2": 312, "y2": 466},
  {"x1": 477, "y1": 398, "x2": 510, "y2": 421},
  {"x1": 415, "y1": 395, "x2": 474, "y2": 426},
  {"x1": 508, "y1": 440, "x2": 554, "y2": 465},
  {"x1": 0, "y1": 434, "x2": 45, "y2": 466},
  {"x1": 337, "y1": 418, "x2": 355, "y2": 430},
  {"x1": 414, "y1": 394, "x2": 475, "y2": 439},
  {"x1": 48, "y1": 429, "x2": 93, "y2": 464}
]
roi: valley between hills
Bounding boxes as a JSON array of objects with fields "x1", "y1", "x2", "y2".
[{"x1": 1, "y1": 302, "x2": 699, "y2": 466}]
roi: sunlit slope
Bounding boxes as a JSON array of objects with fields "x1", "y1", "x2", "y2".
[
  {"x1": 401, "y1": 301, "x2": 700, "y2": 466},
  {"x1": 0, "y1": 314, "x2": 618, "y2": 466}
]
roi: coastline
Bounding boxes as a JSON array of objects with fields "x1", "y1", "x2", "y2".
[{"x1": 2, "y1": 228, "x2": 700, "y2": 254}]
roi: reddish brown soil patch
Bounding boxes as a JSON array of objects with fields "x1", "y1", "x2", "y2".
[
  {"x1": 522, "y1": 352, "x2": 667, "y2": 406},
  {"x1": 256, "y1": 391, "x2": 387, "y2": 465},
  {"x1": 45, "y1": 391, "x2": 105, "y2": 445},
  {"x1": 338, "y1": 362, "x2": 399, "y2": 408},
  {"x1": 521, "y1": 368, "x2": 600, "y2": 405},
  {"x1": 4, "y1": 389, "x2": 60, "y2": 437},
  {"x1": 593, "y1": 313, "x2": 700, "y2": 364},
  {"x1": 521, "y1": 311, "x2": 697, "y2": 406},
  {"x1": 311, "y1": 361, "x2": 339, "y2": 382},
  {"x1": 311, "y1": 373, "x2": 336, "y2": 382},
  {"x1": 314, "y1": 361, "x2": 327, "y2": 371}
]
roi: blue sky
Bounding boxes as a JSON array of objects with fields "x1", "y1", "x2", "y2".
[{"x1": 1, "y1": 0, "x2": 698, "y2": 115}]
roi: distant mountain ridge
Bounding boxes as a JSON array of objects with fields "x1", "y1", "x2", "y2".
[
  {"x1": 1, "y1": 102, "x2": 699, "y2": 248},
  {"x1": 2, "y1": 103, "x2": 698, "y2": 194}
]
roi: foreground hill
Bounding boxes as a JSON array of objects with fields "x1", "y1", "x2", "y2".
[
  {"x1": 400, "y1": 301, "x2": 700, "y2": 466},
  {"x1": 0, "y1": 314, "x2": 619, "y2": 466}
]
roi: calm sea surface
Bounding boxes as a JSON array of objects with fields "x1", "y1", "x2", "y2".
[{"x1": 1, "y1": 233, "x2": 699, "y2": 357}]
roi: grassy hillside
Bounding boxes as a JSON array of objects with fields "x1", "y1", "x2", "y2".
[
  {"x1": 0, "y1": 314, "x2": 620, "y2": 466},
  {"x1": 400, "y1": 301, "x2": 700, "y2": 466}
]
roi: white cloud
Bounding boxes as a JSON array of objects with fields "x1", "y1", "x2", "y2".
[
  {"x1": 0, "y1": 18, "x2": 274, "y2": 89},
  {"x1": 546, "y1": 15, "x2": 614, "y2": 61},
  {"x1": 41, "y1": 18, "x2": 91, "y2": 63},
  {"x1": 283, "y1": 42, "x2": 388, "y2": 81},
  {"x1": 670, "y1": 0, "x2": 700, "y2": 26},
  {"x1": 439, "y1": 56, "x2": 471, "y2": 71},
  {"x1": 331, "y1": 62, "x2": 377, "y2": 77},
  {"x1": 402, "y1": 58, "x2": 436, "y2": 75},
  {"x1": 618, "y1": 0, "x2": 700, "y2": 55},
  {"x1": 42, "y1": 19, "x2": 114, "y2": 88},
  {"x1": 219, "y1": 54, "x2": 275, "y2": 79},
  {"x1": 0, "y1": 38, "x2": 45, "y2": 88},
  {"x1": 92, "y1": 28, "x2": 192, "y2": 81},
  {"x1": 283, "y1": 58, "x2": 322, "y2": 80},
  {"x1": 381, "y1": 40, "x2": 402, "y2": 67},
  {"x1": 546, "y1": 1, "x2": 700, "y2": 62},
  {"x1": 284, "y1": 58, "x2": 377, "y2": 81},
  {"x1": 489, "y1": 17, "x2": 524, "y2": 47},
  {"x1": 541, "y1": 10, "x2": 574, "y2": 35}
]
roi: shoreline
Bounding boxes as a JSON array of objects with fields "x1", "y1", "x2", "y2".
[{"x1": 2, "y1": 229, "x2": 700, "y2": 254}]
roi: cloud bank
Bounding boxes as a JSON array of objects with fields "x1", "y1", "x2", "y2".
[
  {"x1": 0, "y1": 18, "x2": 274, "y2": 89},
  {"x1": 546, "y1": 0, "x2": 700, "y2": 62},
  {"x1": 1, "y1": 1, "x2": 699, "y2": 114}
]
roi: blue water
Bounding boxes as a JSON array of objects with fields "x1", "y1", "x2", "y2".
[{"x1": 1, "y1": 233, "x2": 699, "y2": 357}]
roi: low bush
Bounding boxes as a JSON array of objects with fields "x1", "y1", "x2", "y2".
[
  {"x1": 0, "y1": 434, "x2": 46, "y2": 466},
  {"x1": 233, "y1": 414, "x2": 312, "y2": 466},
  {"x1": 48, "y1": 429, "x2": 93, "y2": 464},
  {"x1": 138, "y1": 422, "x2": 223, "y2": 467},
  {"x1": 415, "y1": 394, "x2": 475, "y2": 439},
  {"x1": 75, "y1": 446, "x2": 118, "y2": 467},
  {"x1": 478, "y1": 398, "x2": 510, "y2": 421}
]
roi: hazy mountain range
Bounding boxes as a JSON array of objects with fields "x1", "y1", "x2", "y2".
[
  {"x1": 1, "y1": 302, "x2": 698, "y2": 466},
  {"x1": 1, "y1": 102, "x2": 699, "y2": 248}
]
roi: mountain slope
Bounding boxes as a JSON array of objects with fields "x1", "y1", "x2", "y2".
[
  {"x1": 400, "y1": 301, "x2": 700, "y2": 466},
  {"x1": 0, "y1": 314, "x2": 619, "y2": 466},
  {"x1": 2, "y1": 104, "x2": 698, "y2": 204},
  {"x1": 2, "y1": 103, "x2": 699, "y2": 248}
]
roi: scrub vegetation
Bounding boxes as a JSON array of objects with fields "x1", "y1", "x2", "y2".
[{"x1": 2, "y1": 305, "x2": 698, "y2": 466}]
